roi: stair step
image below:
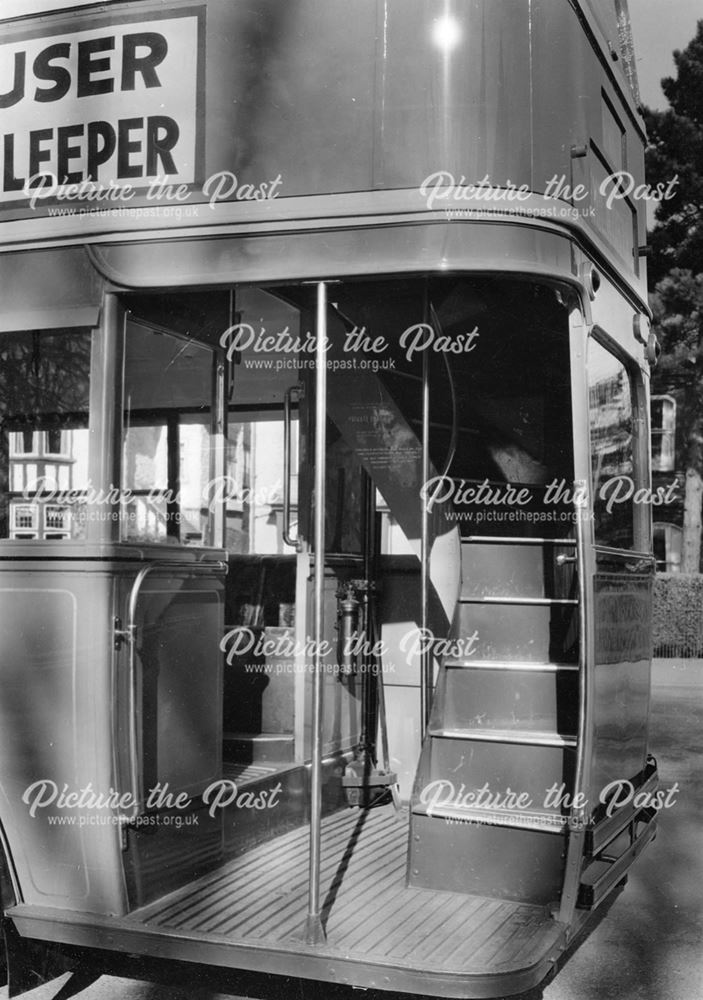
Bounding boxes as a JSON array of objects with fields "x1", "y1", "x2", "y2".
[
  {"x1": 578, "y1": 815, "x2": 657, "y2": 908},
  {"x1": 458, "y1": 596, "x2": 578, "y2": 606},
  {"x1": 223, "y1": 732, "x2": 295, "y2": 764},
  {"x1": 411, "y1": 738, "x2": 577, "y2": 869},
  {"x1": 431, "y1": 664, "x2": 579, "y2": 737},
  {"x1": 408, "y1": 813, "x2": 566, "y2": 904},
  {"x1": 462, "y1": 535, "x2": 576, "y2": 545},
  {"x1": 455, "y1": 602, "x2": 578, "y2": 662},
  {"x1": 586, "y1": 764, "x2": 658, "y2": 856},
  {"x1": 411, "y1": 801, "x2": 568, "y2": 834},
  {"x1": 427, "y1": 727, "x2": 577, "y2": 748},
  {"x1": 460, "y1": 540, "x2": 577, "y2": 601},
  {"x1": 445, "y1": 659, "x2": 578, "y2": 671}
]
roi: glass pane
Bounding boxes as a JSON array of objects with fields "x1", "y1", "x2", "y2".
[
  {"x1": 0, "y1": 329, "x2": 91, "y2": 541},
  {"x1": 588, "y1": 339, "x2": 635, "y2": 549},
  {"x1": 122, "y1": 322, "x2": 215, "y2": 546},
  {"x1": 304, "y1": 276, "x2": 575, "y2": 541},
  {"x1": 651, "y1": 397, "x2": 675, "y2": 473},
  {"x1": 225, "y1": 411, "x2": 298, "y2": 555}
]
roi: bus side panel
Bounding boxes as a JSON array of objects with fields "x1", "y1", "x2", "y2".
[
  {"x1": 0, "y1": 566, "x2": 128, "y2": 914},
  {"x1": 204, "y1": 0, "x2": 532, "y2": 198},
  {"x1": 115, "y1": 572, "x2": 225, "y2": 909},
  {"x1": 590, "y1": 572, "x2": 653, "y2": 805}
]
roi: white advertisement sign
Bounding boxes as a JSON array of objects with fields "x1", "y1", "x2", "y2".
[{"x1": 0, "y1": 14, "x2": 200, "y2": 204}]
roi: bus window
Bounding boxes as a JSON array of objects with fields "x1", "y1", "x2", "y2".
[
  {"x1": 0, "y1": 329, "x2": 91, "y2": 541},
  {"x1": 225, "y1": 409, "x2": 298, "y2": 555},
  {"x1": 122, "y1": 320, "x2": 216, "y2": 546},
  {"x1": 588, "y1": 338, "x2": 637, "y2": 550}
]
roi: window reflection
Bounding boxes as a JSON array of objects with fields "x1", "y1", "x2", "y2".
[
  {"x1": 225, "y1": 411, "x2": 298, "y2": 555},
  {"x1": 122, "y1": 321, "x2": 215, "y2": 546},
  {"x1": 588, "y1": 339, "x2": 636, "y2": 549},
  {"x1": 0, "y1": 329, "x2": 91, "y2": 540},
  {"x1": 650, "y1": 395, "x2": 676, "y2": 474}
]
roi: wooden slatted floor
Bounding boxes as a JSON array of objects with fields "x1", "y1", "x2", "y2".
[{"x1": 134, "y1": 804, "x2": 565, "y2": 976}]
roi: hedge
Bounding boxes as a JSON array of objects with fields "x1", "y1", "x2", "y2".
[{"x1": 653, "y1": 574, "x2": 703, "y2": 657}]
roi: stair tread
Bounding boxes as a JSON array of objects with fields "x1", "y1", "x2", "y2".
[
  {"x1": 223, "y1": 732, "x2": 294, "y2": 742},
  {"x1": 444, "y1": 658, "x2": 579, "y2": 671},
  {"x1": 461, "y1": 536, "x2": 577, "y2": 545},
  {"x1": 428, "y1": 726, "x2": 577, "y2": 747},
  {"x1": 411, "y1": 801, "x2": 569, "y2": 833},
  {"x1": 458, "y1": 596, "x2": 578, "y2": 605}
]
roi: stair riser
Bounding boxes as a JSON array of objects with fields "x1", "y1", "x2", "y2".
[
  {"x1": 455, "y1": 602, "x2": 579, "y2": 662},
  {"x1": 414, "y1": 738, "x2": 576, "y2": 816},
  {"x1": 223, "y1": 735, "x2": 295, "y2": 764},
  {"x1": 461, "y1": 543, "x2": 576, "y2": 600},
  {"x1": 408, "y1": 814, "x2": 565, "y2": 905},
  {"x1": 433, "y1": 666, "x2": 579, "y2": 736}
]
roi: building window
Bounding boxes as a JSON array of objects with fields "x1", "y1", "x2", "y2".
[
  {"x1": 653, "y1": 522, "x2": 682, "y2": 573},
  {"x1": 11, "y1": 504, "x2": 36, "y2": 531},
  {"x1": 45, "y1": 429, "x2": 65, "y2": 455},
  {"x1": 1, "y1": 329, "x2": 92, "y2": 541},
  {"x1": 9, "y1": 431, "x2": 36, "y2": 456},
  {"x1": 651, "y1": 395, "x2": 676, "y2": 473}
]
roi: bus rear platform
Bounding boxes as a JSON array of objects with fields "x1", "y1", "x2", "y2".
[{"x1": 8, "y1": 803, "x2": 585, "y2": 999}]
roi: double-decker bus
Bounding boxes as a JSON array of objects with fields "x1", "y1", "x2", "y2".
[{"x1": 0, "y1": 1, "x2": 660, "y2": 996}]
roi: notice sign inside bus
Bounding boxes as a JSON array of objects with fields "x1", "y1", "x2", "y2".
[{"x1": 0, "y1": 14, "x2": 200, "y2": 204}]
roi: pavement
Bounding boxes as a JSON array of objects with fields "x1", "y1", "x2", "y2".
[
  {"x1": 540, "y1": 660, "x2": 703, "y2": 1000},
  {"x1": 2, "y1": 660, "x2": 701, "y2": 1000}
]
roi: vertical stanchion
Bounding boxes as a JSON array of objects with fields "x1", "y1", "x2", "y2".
[
  {"x1": 305, "y1": 281, "x2": 327, "y2": 944},
  {"x1": 420, "y1": 324, "x2": 431, "y2": 735}
]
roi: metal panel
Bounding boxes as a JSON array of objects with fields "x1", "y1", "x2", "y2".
[
  {"x1": 0, "y1": 565, "x2": 127, "y2": 913},
  {"x1": 409, "y1": 813, "x2": 565, "y2": 905},
  {"x1": 88, "y1": 222, "x2": 576, "y2": 287},
  {"x1": 589, "y1": 570, "x2": 652, "y2": 804},
  {"x1": 0, "y1": 247, "x2": 102, "y2": 331},
  {"x1": 439, "y1": 665, "x2": 579, "y2": 736}
]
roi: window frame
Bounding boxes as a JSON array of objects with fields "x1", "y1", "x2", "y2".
[
  {"x1": 0, "y1": 326, "x2": 93, "y2": 544},
  {"x1": 120, "y1": 316, "x2": 223, "y2": 549},
  {"x1": 587, "y1": 326, "x2": 651, "y2": 556},
  {"x1": 650, "y1": 394, "x2": 676, "y2": 474}
]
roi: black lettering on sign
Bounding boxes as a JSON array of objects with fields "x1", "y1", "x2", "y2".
[
  {"x1": 28, "y1": 127, "x2": 52, "y2": 181},
  {"x1": 87, "y1": 120, "x2": 116, "y2": 180},
  {"x1": 57, "y1": 124, "x2": 84, "y2": 183},
  {"x1": 77, "y1": 36, "x2": 115, "y2": 98},
  {"x1": 146, "y1": 116, "x2": 179, "y2": 174},
  {"x1": 3, "y1": 134, "x2": 24, "y2": 190},
  {"x1": 0, "y1": 51, "x2": 25, "y2": 109},
  {"x1": 33, "y1": 43, "x2": 71, "y2": 103},
  {"x1": 117, "y1": 117, "x2": 143, "y2": 178},
  {"x1": 121, "y1": 33, "x2": 168, "y2": 91}
]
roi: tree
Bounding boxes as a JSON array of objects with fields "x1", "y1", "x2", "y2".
[
  {"x1": 644, "y1": 21, "x2": 703, "y2": 287},
  {"x1": 650, "y1": 272, "x2": 703, "y2": 571},
  {"x1": 644, "y1": 21, "x2": 703, "y2": 571}
]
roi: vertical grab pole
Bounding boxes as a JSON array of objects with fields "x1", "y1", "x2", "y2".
[
  {"x1": 305, "y1": 281, "x2": 327, "y2": 945},
  {"x1": 420, "y1": 289, "x2": 432, "y2": 736},
  {"x1": 558, "y1": 311, "x2": 595, "y2": 930},
  {"x1": 558, "y1": 482, "x2": 592, "y2": 927}
]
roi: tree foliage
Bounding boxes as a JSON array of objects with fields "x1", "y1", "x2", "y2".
[
  {"x1": 644, "y1": 21, "x2": 703, "y2": 286},
  {"x1": 644, "y1": 21, "x2": 703, "y2": 570}
]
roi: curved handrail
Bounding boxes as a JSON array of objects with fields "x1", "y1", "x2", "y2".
[
  {"x1": 558, "y1": 487, "x2": 592, "y2": 927},
  {"x1": 283, "y1": 383, "x2": 304, "y2": 551},
  {"x1": 116, "y1": 559, "x2": 226, "y2": 818}
]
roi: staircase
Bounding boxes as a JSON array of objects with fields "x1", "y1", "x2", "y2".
[{"x1": 408, "y1": 526, "x2": 581, "y2": 906}]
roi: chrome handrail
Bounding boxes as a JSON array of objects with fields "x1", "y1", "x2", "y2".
[
  {"x1": 558, "y1": 490, "x2": 592, "y2": 927},
  {"x1": 305, "y1": 283, "x2": 327, "y2": 944},
  {"x1": 283, "y1": 382, "x2": 304, "y2": 551},
  {"x1": 115, "y1": 559, "x2": 227, "y2": 819}
]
